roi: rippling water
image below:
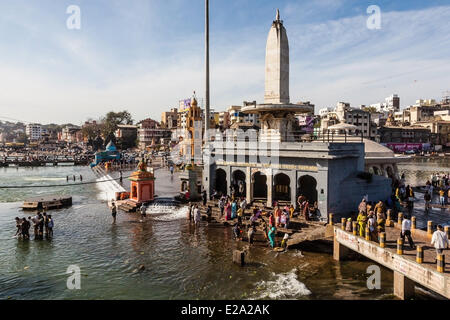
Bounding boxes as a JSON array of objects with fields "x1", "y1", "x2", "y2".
[{"x1": 0, "y1": 159, "x2": 447, "y2": 300}]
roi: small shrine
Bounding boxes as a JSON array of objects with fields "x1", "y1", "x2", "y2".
[
  {"x1": 129, "y1": 158, "x2": 155, "y2": 204},
  {"x1": 90, "y1": 141, "x2": 121, "y2": 168}
]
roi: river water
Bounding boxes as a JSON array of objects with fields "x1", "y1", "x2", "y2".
[{"x1": 0, "y1": 158, "x2": 448, "y2": 300}]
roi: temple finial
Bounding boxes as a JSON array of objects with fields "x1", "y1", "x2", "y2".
[{"x1": 276, "y1": 9, "x2": 280, "y2": 21}]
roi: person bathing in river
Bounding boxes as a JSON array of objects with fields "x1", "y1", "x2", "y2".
[
  {"x1": 47, "y1": 215, "x2": 54, "y2": 238},
  {"x1": 268, "y1": 227, "x2": 276, "y2": 248},
  {"x1": 233, "y1": 222, "x2": 241, "y2": 240},
  {"x1": 140, "y1": 203, "x2": 147, "y2": 222},
  {"x1": 21, "y1": 217, "x2": 30, "y2": 239},
  {"x1": 231, "y1": 200, "x2": 237, "y2": 219},
  {"x1": 14, "y1": 217, "x2": 22, "y2": 237},
  {"x1": 219, "y1": 197, "x2": 225, "y2": 217},
  {"x1": 248, "y1": 225, "x2": 256, "y2": 244},
  {"x1": 268, "y1": 212, "x2": 275, "y2": 228},
  {"x1": 193, "y1": 205, "x2": 201, "y2": 227},
  {"x1": 225, "y1": 201, "x2": 231, "y2": 221},
  {"x1": 111, "y1": 200, "x2": 117, "y2": 224}
]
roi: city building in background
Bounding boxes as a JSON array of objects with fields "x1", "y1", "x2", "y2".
[
  {"x1": 25, "y1": 123, "x2": 42, "y2": 141},
  {"x1": 138, "y1": 118, "x2": 171, "y2": 150}
]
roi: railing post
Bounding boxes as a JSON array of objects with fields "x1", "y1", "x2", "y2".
[
  {"x1": 398, "y1": 212, "x2": 403, "y2": 226},
  {"x1": 416, "y1": 246, "x2": 423, "y2": 264},
  {"x1": 437, "y1": 254, "x2": 445, "y2": 273},
  {"x1": 386, "y1": 209, "x2": 392, "y2": 226},
  {"x1": 379, "y1": 232, "x2": 386, "y2": 248},
  {"x1": 352, "y1": 221, "x2": 357, "y2": 235},
  {"x1": 341, "y1": 218, "x2": 346, "y2": 230},
  {"x1": 397, "y1": 238, "x2": 404, "y2": 255},
  {"x1": 329, "y1": 213, "x2": 334, "y2": 226},
  {"x1": 365, "y1": 226, "x2": 370, "y2": 241},
  {"x1": 428, "y1": 221, "x2": 433, "y2": 238}
]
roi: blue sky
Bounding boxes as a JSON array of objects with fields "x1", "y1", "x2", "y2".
[{"x1": 0, "y1": 0, "x2": 449, "y2": 124}]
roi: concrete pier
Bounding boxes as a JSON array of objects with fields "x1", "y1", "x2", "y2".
[{"x1": 333, "y1": 224, "x2": 450, "y2": 299}]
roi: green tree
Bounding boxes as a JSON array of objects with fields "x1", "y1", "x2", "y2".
[
  {"x1": 100, "y1": 111, "x2": 133, "y2": 139},
  {"x1": 362, "y1": 106, "x2": 378, "y2": 113},
  {"x1": 82, "y1": 121, "x2": 102, "y2": 141}
]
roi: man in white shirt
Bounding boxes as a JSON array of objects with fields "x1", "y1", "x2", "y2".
[
  {"x1": 431, "y1": 225, "x2": 449, "y2": 255},
  {"x1": 401, "y1": 216, "x2": 415, "y2": 249}
]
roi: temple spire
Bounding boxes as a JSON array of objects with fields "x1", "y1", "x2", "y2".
[{"x1": 276, "y1": 9, "x2": 280, "y2": 22}]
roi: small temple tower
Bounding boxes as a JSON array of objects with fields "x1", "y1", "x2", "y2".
[
  {"x1": 129, "y1": 158, "x2": 155, "y2": 204},
  {"x1": 265, "y1": 9, "x2": 290, "y2": 104},
  {"x1": 242, "y1": 9, "x2": 313, "y2": 143}
]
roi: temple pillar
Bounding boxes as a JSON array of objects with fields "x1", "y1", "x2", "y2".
[
  {"x1": 246, "y1": 167, "x2": 252, "y2": 203},
  {"x1": 290, "y1": 172, "x2": 296, "y2": 207},
  {"x1": 393, "y1": 271, "x2": 415, "y2": 300},
  {"x1": 267, "y1": 169, "x2": 273, "y2": 207},
  {"x1": 226, "y1": 167, "x2": 232, "y2": 196}
]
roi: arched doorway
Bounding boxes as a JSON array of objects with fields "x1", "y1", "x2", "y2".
[
  {"x1": 215, "y1": 169, "x2": 227, "y2": 196},
  {"x1": 274, "y1": 173, "x2": 291, "y2": 201},
  {"x1": 253, "y1": 172, "x2": 267, "y2": 200},
  {"x1": 232, "y1": 170, "x2": 246, "y2": 197},
  {"x1": 297, "y1": 175, "x2": 318, "y2": 204},
  {"x1": 373, "y1": 166, "x2": 380, "y2": 176}
]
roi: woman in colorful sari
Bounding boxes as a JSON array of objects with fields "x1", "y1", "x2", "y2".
[
  {"x1": 357, "y1": 211, "x2": 367, "y2": 237},
  {"x1": 231, "y1": 200, "x2": 237, "y2": 219},
  {"x1": 225, "y1": 202, "x2": 231, "y2": 221},
  {"x1": 268, "y1": 227, "x2": 276, "y2": 248}
]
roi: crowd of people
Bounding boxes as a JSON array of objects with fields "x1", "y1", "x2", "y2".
[
  {"x1": 189, "y1": 193, "x2": 311, "y2": 250},
  {"x1": 425, "y1": 172, "x2": 450, "y2": 207},
  {"x1": 346, "y1": 197, "x2": 449, "y2": 261},
  {"x1": 14, "y1": 212, "x2": 54, "y2": 240}
]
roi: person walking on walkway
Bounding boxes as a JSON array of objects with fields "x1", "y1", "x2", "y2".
[
  {"x1": 424, "y1": 191, "x2": 432, "y2": 213},
  {"x1": 439, "y1": 189, "x2": 446, "y2": 206},
  {"x1": 357, "y1": 211, "x2": 367, "y2": 237},
  {"x1": 358, "y1": 198, "x2": 367, "y2": 215},
  {"x1": 401, "y1": 216, "x2": 415, "y2": 249},
  {"x1": 431, "y1": 225, "x2": 448, "y2": 256}
]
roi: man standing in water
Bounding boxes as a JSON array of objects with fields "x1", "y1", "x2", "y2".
[
  {"x1": 47, "y1": 215, "x2": 54, "y2": 238},
  {"x1": 20, "y1": 218, "x2": 30, "y2": 239},
  {"x1": 193, "y1": 205, "x2": 201, "y2": 227},
  {"x1": 111, "y1": 200, "x2": 117, "y2": 224},
  {"x1": 140, "y1": 203, "x2": 147, "y2": 222}
]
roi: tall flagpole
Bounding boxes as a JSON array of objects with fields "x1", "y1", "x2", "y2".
[
  {"x1": 204, "y1": 0, "x2": 211, "y2": 199},
  {"x1": 205, "y1": 0, "x2": 210, "y2": 139}
]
